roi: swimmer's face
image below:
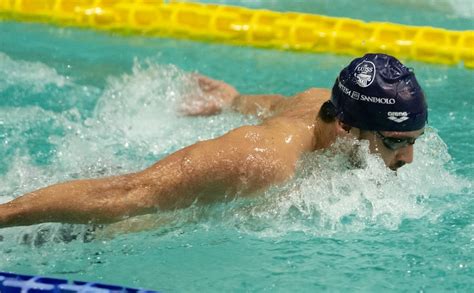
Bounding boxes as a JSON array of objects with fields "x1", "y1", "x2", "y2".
[{"x1": 360, "y1": 129, "x2": 425, "y2": 171}]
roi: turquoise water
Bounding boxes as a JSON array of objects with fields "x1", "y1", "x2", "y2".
[
  {"x1": 0, "y1": 1, "x2": 473, "y2": 291},
  {"x1": 201, "y1": 0, "x2": 474, "y2": 30}
]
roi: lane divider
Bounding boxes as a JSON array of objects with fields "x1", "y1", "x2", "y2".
[
  {"x1": 0, "y1": 0, "x2": 473, "y2": 68},
  {"x1": 0, "y1": 271, "x2": 157, "y2": 292}
]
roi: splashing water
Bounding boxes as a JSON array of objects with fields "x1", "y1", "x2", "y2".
[
  {"x1": 0, "y1": 52, "x2": 70, "y2": 93},
  {"x1": 90, "y1": 130, "x2": 470, "y2": 241},
  {"x1": 0, "y1": 55, "x2": 255, "y2": 194},
  {"x1": 0, "y1": 47, "x2": 471, "y2": 293},
  {"x1": 0, "y1": 52, "x2": 471, "y2": 244},
  {"x1": 0, "y1": 54, "x2": 260, "y2": 245},
  {"x1": 186, "y1": 130, "x2": 470, "y2": 238},
  {"x1": 0, "y1": 12, "x2": 473, "y2": 289}
]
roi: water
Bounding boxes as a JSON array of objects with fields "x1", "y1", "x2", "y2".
[
  {"x1": 0, "y1": 0, "x2": 473, "y2": 291},
  {"x1": 200, "y1": 0, "x2": 474, "y2": 30}
]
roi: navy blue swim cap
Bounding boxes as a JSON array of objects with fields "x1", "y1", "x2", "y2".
[{"x1": 331, "y1": 53, "x2": 428, "y2": 131}]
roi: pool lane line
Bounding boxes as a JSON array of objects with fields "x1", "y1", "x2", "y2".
[{"x1": 0, "y1": 0, "x2": 473, "y2": 68}]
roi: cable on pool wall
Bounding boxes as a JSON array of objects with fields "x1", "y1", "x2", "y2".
[{"x1": 0, "y1": 0, "x2": 473, "y2": 68}]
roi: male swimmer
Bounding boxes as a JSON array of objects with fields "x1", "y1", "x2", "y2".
[{"x1": 0, "y1": 53, "x2": 427, "y2": 228}]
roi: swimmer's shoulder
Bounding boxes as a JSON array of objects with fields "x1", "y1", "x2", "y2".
[
  {"x1": 225, "y1": 123, "x2": 307, "y2": 171},
  {"x1": 294, "y1": 87, "x2": 331, "y2": 102},
  {"x1": 277, "y1": 87, "x2": 330, "y2": 111},
  {"x1": 266, "y1": 87, "x2": 330, "y2": 122},
  {"x1": 222, "y1": 123, "x2": 305, "y2": 151}
]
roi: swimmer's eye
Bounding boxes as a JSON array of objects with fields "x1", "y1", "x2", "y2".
[{"x1": 376, "y1": 131, "x2": 418, "y2": 150}]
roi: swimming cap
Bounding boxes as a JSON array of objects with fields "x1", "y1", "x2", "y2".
[{"x1": 331, "y1": 53, "x2": 427, "y2": 131}]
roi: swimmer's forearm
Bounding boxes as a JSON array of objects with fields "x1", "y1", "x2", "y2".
[
  {"x1": 0, "y1": 145, "x2": 223, "y2": 228},
  {"x1": 0, "y1": 175, "x2": 159, "y2": 228}
]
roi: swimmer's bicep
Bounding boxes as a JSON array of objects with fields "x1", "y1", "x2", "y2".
[
  {"x1": 137, "y1": 135, "x2": 250, "y2": 206},
  {"x1": 178, "y1": 136, "x2": 253, "y2": 189},
  {"x1": 177, "y1": 128, "x2": 276, "y2": 190},
  {"x1": 187, "y1": 127, "x2": 284, "y2": 191},
  {"x1": 139, "y1": 126, "x2": 279, "y2": 206}
]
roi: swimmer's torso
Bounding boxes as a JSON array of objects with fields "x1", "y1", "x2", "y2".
[{"x1": 141, "y1": 88, "x2": 333, "y2": 208}]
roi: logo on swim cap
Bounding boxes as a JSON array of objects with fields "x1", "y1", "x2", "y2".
[
  {"x1": 354, "y1": 61, "x2": 376, "y2": 88},
  {"x1": 387, "y1": 112, "x2": 409, "y2": 123}
]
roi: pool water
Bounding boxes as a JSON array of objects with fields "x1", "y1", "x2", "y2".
[{"x1": 0, "y1": 0, "x2": 473, "y2": 291}]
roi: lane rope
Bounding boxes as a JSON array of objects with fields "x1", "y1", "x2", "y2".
[
  {"x1": 0, "y1": 0, "x2": 472, "y2": 67},
  {"x1": 0, "y1": 271, "x2": 157, "y2": 292}
]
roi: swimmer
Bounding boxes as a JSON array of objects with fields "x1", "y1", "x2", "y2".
[{"x1": 0, "y1": 53, "x2": 427, "y2": 228}]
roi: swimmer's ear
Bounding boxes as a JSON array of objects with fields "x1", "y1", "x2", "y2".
[{"x1": 336, "y1": 120, "x2": 352, "y2": 135}]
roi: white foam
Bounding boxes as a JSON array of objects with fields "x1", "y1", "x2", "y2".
[
  {"x1": 223, "y1": 128, "x2": 471, "y2": 237},
  {"x1": 0, "y1": 106, "x2": 71, "y2": 196},
  {"x1": 0, "y1": 56, "x2": 469, "y2": 241},
  {"x1": 60, "y1": 58, "x2": 256, "y2": 173},
  {"x1": 0, "y1": 52, "x2": 70, "y2": 93},
  {"x1": 0, "y1": 57, "x2": 255, "y2": 198}
]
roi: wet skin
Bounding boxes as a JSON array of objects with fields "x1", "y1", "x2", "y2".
[
  {"x1": 359, "y1": 129, "x2": 425, "y2": 171},
  {"x1": 0, "y1": 76, "x2": 425, "y2": 227}
]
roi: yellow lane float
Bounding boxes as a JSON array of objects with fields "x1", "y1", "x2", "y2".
[{"x1": 1, "y1": 0, "x2": 473, "y2": 68}]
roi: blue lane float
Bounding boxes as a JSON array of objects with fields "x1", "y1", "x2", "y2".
[{"x1": 0, "y1": 271, "x2": 157, "y2": 293}]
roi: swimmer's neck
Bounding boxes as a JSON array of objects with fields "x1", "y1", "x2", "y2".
[{"x1": 311, "y1": 118, "x2": 339, "y2": 151}]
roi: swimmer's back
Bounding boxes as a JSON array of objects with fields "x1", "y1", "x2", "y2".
[
  {"x1": 141, "y1": 87, "x2": 331, "y2": 207},
  {"x1": 217, "y1": 87, "x2": 331, "y2": 191}
]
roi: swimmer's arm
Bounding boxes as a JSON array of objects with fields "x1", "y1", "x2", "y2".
[
  {"x1": 0, "y1": 127, "x2": 275, "y2": 227},
  {"x1": 183, "y1": 74, "x2": 286, "y2": 117},
  {"x1": 0, "y1": 159, "x2": 196, "y2": 227},
  {"x1": 0, "y1": 174, "x2": 157, "y2": 227},
  {"x1": 185, "y1": 75, "x2": 330, "y2": 119}
]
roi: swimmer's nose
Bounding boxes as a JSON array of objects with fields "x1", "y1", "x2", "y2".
[
  {"x1": 391, "y1": 161, "x2": 406, "y2": 171},
  {"x1": 396, "y1": 144, "x2": 414, "y2": 165}
]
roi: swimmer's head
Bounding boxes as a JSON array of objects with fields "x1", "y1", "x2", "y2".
[
  {"x1": 331, "y1": 53, "x2": 427, "y2": 132},
  {"x1": 325, "y1": 53, "x2": 428, "y2": 170}
]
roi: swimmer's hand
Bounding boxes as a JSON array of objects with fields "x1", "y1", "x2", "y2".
[{"x1": 179, "y1": 74, "x2": 239, "y2": 116}]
